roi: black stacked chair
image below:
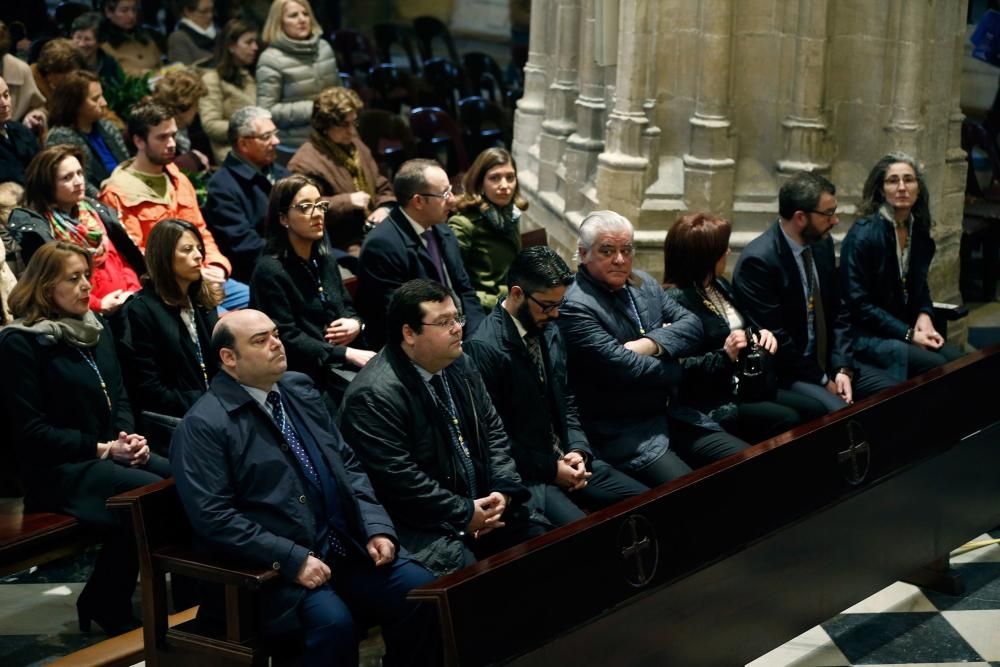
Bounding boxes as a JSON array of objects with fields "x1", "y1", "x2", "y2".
[
  {"x1": 372, "y1": 22, "x2": 422, "y2": 74},
  {"x1": 410, "y1": 106, "x2": 469, "y2": 180},
  {"x1": 368, "y1": 63, "x2": 413, "y2": 115},
  {"x1": 458, "y1": 96, "x2": 508, "y2": 158},
  {"x1": 418, "y1": 57, "x2": 464, "y2": 118},
  {"x1": 412, "y1": 15, "x2": 461, "y2": 66},
  {"x1": 331, "y1": 29, "x2": 377, "y2": 87},
  {"x1": 358, "y1": 108, "x2": 417, "y2": 181},
  {"x1": 462, "y1": 51, "x2": 510, "y2": 108}
]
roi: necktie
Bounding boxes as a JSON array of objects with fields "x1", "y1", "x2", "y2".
[
  {"x1": 429, "y1": 374, "x2": 479, "y2": 498},
  {"x1": 422, "y1": 229, "x2": 447, "y2": 285},
  {"x1": 523, "y1": 334, "x2": 563, "y2": 455},
  {"x1": 266, "y1": 391, "x2": 347, "y2": 557},
  {"x1": 801, "y1": 247, "x2": 829, "y2": 372}
]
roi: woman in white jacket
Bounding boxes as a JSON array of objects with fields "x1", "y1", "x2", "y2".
[{"x1": 255, "y1": 0, "x2": 340, "y2": 150}]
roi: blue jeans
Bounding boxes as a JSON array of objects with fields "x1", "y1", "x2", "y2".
[{"x1": 218, "y1": 278, "x2": 249, "y2": 312}]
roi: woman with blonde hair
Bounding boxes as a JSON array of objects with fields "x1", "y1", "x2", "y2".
[{"x1": 256, "y1": 0, "x2": 340, "y2": 150}]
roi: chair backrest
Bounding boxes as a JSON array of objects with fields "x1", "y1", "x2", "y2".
[
  {"x1": 409, "y1": 106, "x2": 469, "y2": 177},
  {"x1": 462, "y1": 52, "x2": 508, "y2": 106},
  {"x1": 457, "y1": 95, "x2": 508, "y2": 158},
  {"x1": 331, "y1": 29, "x2": 376, "y2": 80},
  {"x1": 412, "y1": 15, "x2": 460, "y2": 66},
  {"x1": 358, "y1": 108, "x2": 416, "y2": 180},
  {"x1": 372, "y1": 22, "x2": 421, "y2": 73},
  {"x1": 418, "y1": 57, "x2": 464, "y2": 117},
  {"x1": 368, "y1": 63, "x2": 412, "y2": 115}
]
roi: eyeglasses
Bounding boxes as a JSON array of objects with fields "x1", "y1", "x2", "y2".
[
  {"x1": 417, "y1": 186, "x2": 454, "y2": 200},
  {"x1": 422, "y1": 314, "x2": 467, "y2": 330},
  {"x1": 809, "y1": 209, "x2": 838, "y2": 219},
  {"x1": 526, "y1": 293, "x2": 565, "y2": 314},
  {"x1": 595, "y1": 244, "x2": 634, "y2": 258},
  {"x1": 884, "y1": 175, "x2": 918, "y2": 187},
  {"x1": 249, "y1": 129, "x2": 280, "y2": 142},
  {"x1": 288, "y1": 200, "x2": 331, "y2": 215}
]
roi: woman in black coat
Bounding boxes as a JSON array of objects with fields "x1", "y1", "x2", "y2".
[
  {"x1": 663, "y1": 213, "x2": 826, "y2": 444},
  {"x1": 249, "y1": 174, "x2": 372, "y2": 412},
  {"x1": 118, "y1": 219, "x2": 220, "y2": 453},
  {"x1": 0, "y1": 241, "x2": 170, "y2": 636}
]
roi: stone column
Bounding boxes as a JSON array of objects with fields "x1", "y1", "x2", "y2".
[
  {"x1": 562, "y1": 0, "x2": 605, "y2": 214},
  {"x1": 682, "y1": 0, "x2": 736, "y2": 213},
  {"x1": 537, "y1": 0, "x2": 581, "y2": 199},
  {"x1": 884, "y1": 0, "x2": 928, "y2": 155},
  {"x1": 777, "y1": 0, "x2": 831, "y2": 175},
  {"x1": 595, "y1": 0, "x2": 655, "y2": 223},
  {"x1": 513, "y1": 0, "x2": 554, "y2": 182}
]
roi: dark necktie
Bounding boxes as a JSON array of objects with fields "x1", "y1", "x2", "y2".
[
  {"x1": 266, "y1": 391, "x2": 347, "y2": 557},
  {"x1": 429, "y1": 374, "x2": 479, "y2": 498},
  {"x1": 524, "y1": 334, "x2": 563, "y2": 455},
  {"x1": 801, "y1": 247, "x2": 829, "y2": 372},
  {"x1": 421, "y1": 228, "x2": 447, "y2": 285}
]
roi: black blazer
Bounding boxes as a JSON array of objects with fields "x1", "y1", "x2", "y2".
[
  {"x1": 464, "y1": 305, "x2": 592, "y2": 484},
  {"x1": 839, "y1": 212, "x2": 936, "y2": 342},
  {"x1": 171, "y1": 371, "x2": 397, "y2": 635},
  {"x1": 118, "y1": 287, "x2": 219, "y2": 418},
  {"x1": 733, "y1": 221, "x2": 854, "y2": 385},
  {"x1": 356, "y1": 206, "x2": 485, "y2": 348},
  {"x1": 0, "y1": 120, "x2": 38, "y2": 185}
]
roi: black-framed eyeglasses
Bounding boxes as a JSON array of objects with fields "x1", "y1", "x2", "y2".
[
  {"x1": 417, "y1": 186, "x2": 454, "y2": 200},
  {"x1": 526, "y1": 293, "x2": 565, "y2": 314},
  {"x1": 809, "y1": 209, "x2": 838, "y2": 219},
  {"x1": 288, "y1": 200, "x2": 331, "y2": 215},
  {"x1": 421, "y1": 314, "x2": 467, "y2": 330}
]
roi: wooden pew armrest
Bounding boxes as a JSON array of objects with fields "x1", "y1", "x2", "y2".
[
  {"x1": 153, "y1": 546, "x2": 279, "y2": 590},
  {"x1": 933, "y1": 302, "x2": 968, "y2": 322}
]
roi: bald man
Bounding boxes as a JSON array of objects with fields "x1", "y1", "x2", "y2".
[{"x1": 170, "y1": 310, "x2": 440, "y2": 667}]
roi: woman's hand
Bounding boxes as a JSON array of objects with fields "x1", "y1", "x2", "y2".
[
  {"x1": 366, "y1": 206, "x2": 390, "y2": 226},
  {"x1": 345, "y1": 347, "x2": 376, "y2": 368},
  {"x1": 723, "y1": 329, "x2": 748, "y2": 362},
  {"x1": 325, "y1": 317, "x2": 361, "y2": 345},
  {"x1": 349, "y1": 191, "x2": 371, "y2": 210},
  {"x1": 753, "y1": 329, "x2": 778, "y2": 355},
  {"x1": 200, "y1": 265, "x2": 227, "y2": 287},
  {"x1": 100, "y1": 289, "x2": 131, "y2": 315}
]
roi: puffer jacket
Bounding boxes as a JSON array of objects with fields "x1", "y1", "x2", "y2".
[
  {"x1": 199, "y1": 68, "x2": 257, "y2": 163},
  {"x1": 256, "y1": 33, "x2": 340, "y2": 149}
]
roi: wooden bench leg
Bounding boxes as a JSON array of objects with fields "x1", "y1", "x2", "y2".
[{"x1": 902, "y1": 556, "x2": 964, "y2": 596}]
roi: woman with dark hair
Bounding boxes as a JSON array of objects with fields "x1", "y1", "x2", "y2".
[
  {"x1": 167, "y1": 0, "x2": 216, "y2": 65},
  {"x1": 288, "y1": 86, "x2": 395, "y2": 252},
  {"x1": 839, "y1": 153, "x2": 963, "y2": 381},
  {"x1": 663, "y1": 213, "x2": 826, "y2": 443},
  {"x1": 249, "y1": 174, "x2": 372, "y2": 412},
  {"x1": 71, "y1": 11, "x2": 125, "y2": 91},
  {"x1": 45, "y1": 70, "x2": 129, "y2": 197},
  {"x1": 448, "y1": 147, "x2": 528, "y2": 313},
  {"x1": 118, "y1": 219, "x2": 219, "y2": 452},
  {"x1": 99, "y1": 0, "x2": 164, "y2": 78},
  {"x1": 0, "y1": 241, "x2": 169, "y2": 636},
  {"x1": 7, "y1": 144, "x2": 143, "y2": 314},
  {"x1": 200, "y1": 18, "x2": 259, "y2": 163}
]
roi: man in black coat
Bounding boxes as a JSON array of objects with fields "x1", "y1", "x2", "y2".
[
  {"x1": 203, "y1": 107, "x2": 290, "y2": 283},
  {"x1": 0, "y1": 75, "x2": 38, "y2": 186},
  {"x1": 356, "y1": 159, "x2": 484, "y2": 348},
  {"x1": 464, "y1": 247, "x2": 647, "y2": 526},
  {"x1": 733, "y1": 171, "x2": 894, "y2": 413},
  {"x1": 341, "y1": 279, "x2": 546, "y2": 577},
  {"x1": 170, "y1": 309, "x2": 439, "y2": 667}
]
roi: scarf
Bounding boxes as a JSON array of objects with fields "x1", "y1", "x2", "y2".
[
  {"x1": 270, "y1": 31, "x2": 320, "y2": 58},
  {"x1": 311, "y1": 131, "x2": 373, "y2": 200},
  {"x1": 5, "y1": 310, "x2": 104, "y2": 348},
  {"x1": 481, "y1": 200, "x2": 519, "y2": 235},
  {"x1": 46, "y1": 201, "x2": 110, "y2": 268}
]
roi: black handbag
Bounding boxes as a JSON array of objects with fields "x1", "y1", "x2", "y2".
[{"x1": 735, "y1": 327, "x2": 778, "y2": 403}]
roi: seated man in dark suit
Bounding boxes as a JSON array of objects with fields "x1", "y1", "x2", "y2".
[
  {"x1": 203, "y1": 106, "x2": 290, "y2": 283},
  {"x1": 356, "y1": 159, "x2": 485, "y2": 348},
  {"x1": 558, "y1": 210, "x2": 748, "y2": 487},
  {"x1": 733, "y1": 170, "x2": 894, "y2": 413},
  {"x1": 0, "y1": 75, "x2": 38, "y2": 186},
  {"x1": 464, "y1": 246, "x2": 648, "y2": 526},
  {"x1": 341, "y1": 279, "x2": 547, "y2": 577},
  {"x1": 170, "y1": 309, "x2": 439, "y2": 667}
]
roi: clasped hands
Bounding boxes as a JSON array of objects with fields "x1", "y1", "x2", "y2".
[
  {"x1": 98, "y1": 431, "x2": 150, "y2": 467},
  {"x1": 554, "y1": 451, "x2": 591, "y2": 492},
  {"x1": 468, "y1": 491, "x2": 509, "y2": 539},
  {"x1": 911, "y1": 313, "x2": 945, "y2": 351},
  {"x1": 295, "y1": 535, "x2": 397, "y2": 589}
]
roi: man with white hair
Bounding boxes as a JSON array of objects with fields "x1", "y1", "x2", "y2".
[
  {"x1": 557, "y1": 210, "x2": 748, "y2": 486},
  {"x1": 203, "y1": 106, "x2": 290, "y2": 282}
]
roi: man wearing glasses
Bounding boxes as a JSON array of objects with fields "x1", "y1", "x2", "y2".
[
  {"x1": 204, "y1": 106, "x2": 290, "y2": 283},
  {"x1": 464, "y1": 247, "x2": 648, "y2": 526},
  {"x1": 558, "y1": 210, "x2": 748, "y2": 487},
  {"x1": 357, "y1": 159, "x2": 485, "y2": 348},
  {"x1": 341, "y1": 279, "x2": 547, "y2": 576},
  {"x1": 734, "y1": 170, "x2": 894, "y2": 413}
]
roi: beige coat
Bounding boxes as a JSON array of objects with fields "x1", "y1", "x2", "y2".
[
  {"x1": 1, "y1": 54, "x2": 45, "y2": 123},
  {"x1": 101, "y1": 38, "x2": 163, "y2": 78},
  {"x1": 200, "y1": 68, "x2": 257, "y2": 163}
]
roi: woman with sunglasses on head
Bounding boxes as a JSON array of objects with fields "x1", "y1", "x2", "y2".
[
  {"x1": 663, "y1": 213, "x2": 827, "y2": 443},
  {"x1": 288, "y1": 86, "x2": 396, "y2": 255},
  {"x1": 249, "y1": 175, "x2": 373, "y2": 414},
  {"x1": 448, "y1": 148, "x2": 528, "y2": 314},
  {"x1": 117, "y1": 219, "x2": 220, "y2": 453},
  {"x1": 839, "y1": 153, "x2": 963, "y2": 382}
]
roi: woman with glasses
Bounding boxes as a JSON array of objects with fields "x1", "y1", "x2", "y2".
[
  {"x1": 200, "y1": 18, "x2": 260, "y2": 163},
  {"x1": 250, "y1": 175, "x2": 373, "y2": 414},
  {"x1": 288, "y1": 86, "x2": 396, "y2": 254},
  {"x1": 839, "y1": 153, "x2": 963, "y2": 381},
  {"x1": 448, "y1": 148, "x2": 527, "y2": 313},
  {"x1": 663, "y1": 213, "x2": 826, "y2": 443},
  {"x1": 117, "y1": 219, "x2": 220, "y2": 453}
]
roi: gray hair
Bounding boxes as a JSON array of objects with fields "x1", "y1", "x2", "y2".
[
  {"x1": 578, "y1": 210, "x2": 634, "y2": 252},
  {"x1": 228, "y1": 106, "x2": 272, "y2": 147}
]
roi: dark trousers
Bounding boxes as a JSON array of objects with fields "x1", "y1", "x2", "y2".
[
  {"x1": 631, "y1": 420, "x2": 748, "y2": 487},
  {"x1": 906, "y1": 343, "x2": 964, "y2": 378},
  {"x1": 299, "y1": 555, "x2": 440, "y2": 667},
  {"x1": 733, "y1": 388, "x2": 828, "y2": 444},
  {"x1": 460, "y1": 509, "x2": 549, "y2": 565},
  {"x1": 526, "y1": 459, "x2": 649, "y2": 526},
  {"x1": 787, "y1": 361, "x2": 897, "y2": 413}
]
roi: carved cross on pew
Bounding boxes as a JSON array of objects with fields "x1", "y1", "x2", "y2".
[
  {"x1": 837, "y1": 420, "x2": 872, "y2": 486},
  {"x1": 619, "y1": 514, "x2": 659, "y2": 587}
]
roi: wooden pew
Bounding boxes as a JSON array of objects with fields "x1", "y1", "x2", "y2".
[
  {"x1": 0, "y1": 498, "x2": 94, "y2": 579},
  {"x1": 407, "y1": 347, "x2": 1000, "y2": 666}
]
